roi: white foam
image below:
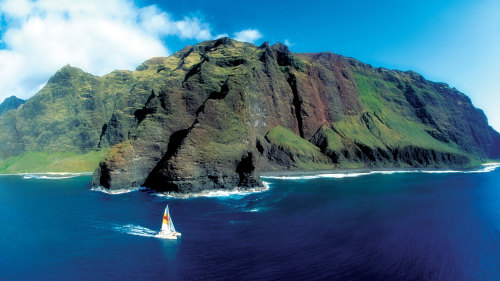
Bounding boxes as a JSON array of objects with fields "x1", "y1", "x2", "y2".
[
  {"x1": 261, "y1": 172, "x2": 375, "y2": 180},
  {"x1": 23, "y1": 175, "x2": 73, "y2": 179},
  {"x1": 421, "y1": 164, "x2": 500, "y2": 174},
  {"x1": 155, "y1": 182, "x2": 271, "y2": 199},
  {"x1": 420, "y1": 170, "x2": 462, "y2": 174},
  {"x1": 373, "y1": 170, "x2": 413, "y2": 175},
  {"x1": 21, "y1": 172, "x2": 92, "y2": 179},
  {"x1": 261, "y1": 175, "x2": 318, "y2": 180},
  {"x1": 482, "y1": 162, "x2": 500, "y2": 166},
  {"x1": 90, "y1": 186, "x2": 141, "y2": 195},
  {"x1": 260, "y1": 165, "x2": 500, "y2": 181},
  {"x1": 112, "y1": 224, "x2": 158, "y2": 237},
  {"x1": 318, "y1": 172, "x2": 373, "y2": 178},
  {"x1": 468, "y1": 164, "x2": 500, "y2": 173}
]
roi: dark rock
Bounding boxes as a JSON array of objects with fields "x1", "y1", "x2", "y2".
[{"x1": 0, "y1": 38, "x2": 498, "y2": 194}]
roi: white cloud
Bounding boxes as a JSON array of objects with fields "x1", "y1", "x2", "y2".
[
  {"x1": 138, "y1": 6, "x2": 212, "y2": 41},
  {"x1": 0, "y1": 0, "x2": 215, "y2": 101},
  {"x1": 284, "y1": 39, "x2": 295, "y2": 47},
  {"x1": 284, "y1": 39, "x2": 294, "y2": 47},
  {"x1": 214, "y1": 33, "x2": 229, "y2": 39},
  {"x1": 233, "y1": 29, "x2": 262, "y2": 43}
]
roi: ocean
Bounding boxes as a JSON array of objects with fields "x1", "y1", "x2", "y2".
[{"x1": 0, "y1": 166, "x2": 499, "y2": 281}]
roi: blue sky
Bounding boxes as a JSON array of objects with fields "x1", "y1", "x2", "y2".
[{"x1": 0, "y1": 0, "x2": 499, "y2": 130}]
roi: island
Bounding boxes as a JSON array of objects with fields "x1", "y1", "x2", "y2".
[{"x1": 0, "y1": 38, "x2": 498, "y2": 193}]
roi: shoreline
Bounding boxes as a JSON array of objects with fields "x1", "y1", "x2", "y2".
[
  {"x1": 1, "y1": 161, "x2": 499, "y2": 177},
  {"x1": 154, "y1": 183, "x2": 271, "y2": 199},
  {"x1": 260, "y1": 163, "x2": 500, "y2": 178},
  {"x1": 0, "y1": 172, "x2": 93, "y2": 179},
  {"x1": 2, "y1": 163, "x2": 498, "y2": 196},
  {"x1": 91, "y1": 182, "x2": 271, "y2": 198},
  {"x1": 0, "y1": 171, "x2": 93, "y2": 176}
]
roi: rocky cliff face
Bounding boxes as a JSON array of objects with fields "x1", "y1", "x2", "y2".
[{"x1": 0, "y1": 38, "x2": 498, "y2": 192}]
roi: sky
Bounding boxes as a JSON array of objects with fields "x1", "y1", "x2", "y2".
[{"x1": 0, "y1": 0, "x2": 499, "y2": 131}]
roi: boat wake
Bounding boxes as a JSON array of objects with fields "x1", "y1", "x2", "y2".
[
  {"x1": 154, "y1": 182, "x2": 270, "y2": 199},
  {"x1": 112, "y1": 224, "x2": 158, "y2": 238}
]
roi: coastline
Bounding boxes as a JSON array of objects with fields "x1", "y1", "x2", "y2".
[
  {"x1": 154, "y1": 183, "x2": 271, "y2": 199},
  {"x1": 0, "y1": 171, "x2": 93, "y2": 179},
  {"x1": 260, "y1": 162, "x2": 500, "y2": 179},
  {"x1": 90, "y1": 182, "x2": 271, "y2": 197},
  {"x1": 1, "y1": 161, "x2": 498, "y2": 177},
  {"x1": 2, "y1": 162, "x2": 498, "y2": 196},
  {"x1": 1, "y1": 161, "x2": 497, "y2": 179}
]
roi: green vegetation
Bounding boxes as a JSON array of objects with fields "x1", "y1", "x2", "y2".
[
  {"x1": 354, "y1": 73, "x2": 387, "y2": 114},
  {"x1": 0, "y1": 150, "x2": 108, "y2": 174},
  {"x1": 266, "y1": 125, "x2": 322, "y2": 155},
  {"x1": 266, "y1": 126, "x2": 332, "y2": 170},
  {"x1": 353, "y1": 72, "x2": 463, "y2": 154},
  {"x1": 195, "y1": 99, "x2": 249, "y2": 161},
  {"x1": 0, "y1": 37, "x2": 496, "y2": 192}
]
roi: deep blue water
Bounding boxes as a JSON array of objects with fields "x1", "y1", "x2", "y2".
[{"x1": 0, "y1": 168, "x2": 499, "y2": 281}]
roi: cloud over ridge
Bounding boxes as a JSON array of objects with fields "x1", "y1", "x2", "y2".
[
  {"x1": 233, "y1": 29, "x2": 263, "y2": 43},
  {"x1": 0, "y1": 0, "x2": 214, "y2": 100}
]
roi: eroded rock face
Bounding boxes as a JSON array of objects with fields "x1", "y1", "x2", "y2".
[
  {"x1": 92, "y1": 38, "x2": 497, "y2": 192},
  {"x1": 0, "y1": 38, "x2": 497, "y2": 193}
]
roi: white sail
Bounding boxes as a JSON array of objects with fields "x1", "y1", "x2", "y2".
[
  {"x1": 167, "y1": 206, "x2": 177, "y2": 233},
  {"x1": 158, "y1": 204, "x2": 181, "y2": 238},
  {"x1": 160, "y1": 206, "x2": 170, "y2": 232}
]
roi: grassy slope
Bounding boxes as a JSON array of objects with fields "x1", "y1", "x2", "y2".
[
  {"x1": 265, "y1": 125, "x2": 332, "y2": 170},
  {"x1": 353, "y1": 72, "x2": 467, "y2": 153},
  {"x1": 0, "y1": 150, "x2": 108, "y2": 174}
]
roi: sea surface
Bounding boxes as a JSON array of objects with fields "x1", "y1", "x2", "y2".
[{"x1": 0, "y1": 167, "x2": 499, "y2": 281}]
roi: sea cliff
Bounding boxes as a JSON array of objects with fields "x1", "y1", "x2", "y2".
[{"x1": 0, "y1": 38, "x2": 498, "y2": 192}]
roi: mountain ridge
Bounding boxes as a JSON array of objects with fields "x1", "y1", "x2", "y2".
[
  {"x1": 0, "y1": 38, "x2": 498, "y2": 192},
  {"x1": 0, "y1": 95, "x2": 25, "y2": 116}
]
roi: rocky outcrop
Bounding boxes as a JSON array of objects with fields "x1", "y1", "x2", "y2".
[
  {"x1": 258, "y1": 126, "x2": 332, "y2": 171},
  {"x1": 0, "y1": 38, "x2": 498, "y2": 192}
]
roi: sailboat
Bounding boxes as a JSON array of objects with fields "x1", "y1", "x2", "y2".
[{"x1": 156, "y1": 205, "x2": 182, "y2": 239}]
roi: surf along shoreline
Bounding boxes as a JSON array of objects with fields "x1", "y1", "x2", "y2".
[
  {"x1": 97, "y1": 163, "x2": 500, "y2": 197},
  {"x1": 260, "y1": 162, "x2": 500, "y2": 179},
  {"x1": 3, "y1": 162, "x2": 498, "y2": 177},
  {"x1": 4, "y1": 163, "x2": 499, "y2": 197}
]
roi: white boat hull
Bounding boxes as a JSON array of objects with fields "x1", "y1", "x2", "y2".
[{"x1": 156, "y1": 231, "x2": 182, "y2": 239}]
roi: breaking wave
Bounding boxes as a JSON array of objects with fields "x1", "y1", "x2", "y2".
[
  {"x1": 155, "y1": 182, "x2": 271, "y2": 199},
  {"x1": 261, "y1": 164, "x2": 500, "y2": 181},
  {"x1": 90, "y1": 186, "x2": 143, "y2": 195},
  {"x1": 261, "y1": 171, "x2": 402, "y2": 180},
  {"x1": 91, "y1": 182, "x2": 271, "y2": 198},
  {"x1": 468, "y1": 163, "x2": 500, "y2": 173},
  {"x1": 421, "y1": 170, "x2": 463, "y2": 174},
  {"x1": 22, "y1": 172, "x2": 92, "y2": 180}
]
